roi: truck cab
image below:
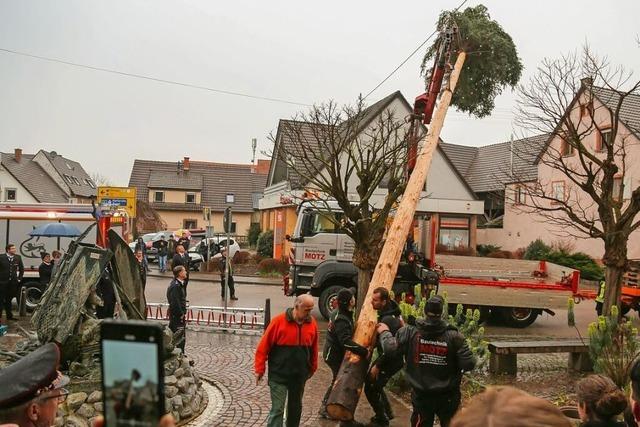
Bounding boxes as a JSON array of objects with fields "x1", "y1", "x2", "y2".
[{"x1": 285, "y1": 201, "x2": 437, "y2": 319}]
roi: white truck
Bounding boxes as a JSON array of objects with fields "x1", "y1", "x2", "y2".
[{"x1": 284, "y1": 202, "x2": 585, "y2": 328}]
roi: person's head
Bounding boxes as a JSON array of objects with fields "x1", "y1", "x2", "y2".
[
  {"x1": 51, "y1": 250, "x2": 61, "y2": 260},
  {"x1": 0, "y1": 343, "x2": 69, "y2": 427},
  {"x1": 5, "y1": 244, "x2": 16, "y2": 255},
  {"x1": 424, "y1": 295, "x2": 444, "y2": 319},
  {"x1": 173, "y1": 265, "x2": 187, "y2": 280},
  {"x1": 41, "y1": 253, "x2": 51, "y2": 263},
  {"x1": 371, "y1": 287, "x2": 390, "y2": 311},
  {"x1": 337, "y1": 287, "x2": 356, "y2": 311},
  {"x1": 137, "y1": 237, "x2": 143, "y2": 243},
  {"x1": 135, "y1": 249, "x2": 143, "y2": 262},
  {"x1": 576, "y1": 374, "x2": 627, "y2": 422},
  {"x1": 293, "y1": 294, "x2": 314, "y2": 322},
  {"x1": 630, "y1": 358, "x2": 640, "y2": 421},
  {"x1": 169, "y1": 235, "x2": 175, "y2": 240},
  {"x1": 176, "y1": 244, "x2": 185, "y2": 254},
  {"x1": 450, "y1": 386, "x2": 571, "y2": 427},
  {"x1": 160, "y1": 235, "x2": 166, "y2": 241}
]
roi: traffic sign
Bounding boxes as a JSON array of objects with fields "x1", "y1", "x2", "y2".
[{"x1": 97, "y1": 186, "x2": 137, "y2": 218}]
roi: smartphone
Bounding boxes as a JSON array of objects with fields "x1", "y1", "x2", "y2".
[{"x1": 100, "y1": 320, "x2": 165, "y2": 427}]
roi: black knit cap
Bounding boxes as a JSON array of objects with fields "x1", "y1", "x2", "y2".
[
  {"x1": 337, "y1": 287, "x2": 356, "y2": 307},
  {"x1": 424, "y1": 295, "x2": 444, "y2": 317},
  {"x1": 0, "y1": 343, "x2": 69, "y2": 409}
]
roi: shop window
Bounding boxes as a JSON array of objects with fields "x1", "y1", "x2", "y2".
[{"x1": 439, "y1": 217, "x2": 470, "y2": 250}]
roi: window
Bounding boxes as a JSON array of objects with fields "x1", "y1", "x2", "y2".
[
  {"x1": 514, "y1": 186, "x2": 525, "y2": 205},
  {"x1": 560, "y1": 139, "x2": 574, "y2": 157},
  {"x1": 300, "y1": 211, "x2": 344, "y2": 237},
  {"x1": 63, "y1": 174, "x2": 72, "y2": 184},
  {"x1": 613, "y1": 177, "x2": 623, "y2": 201},
  {"x1": 230, "y1": 222, "x2": 237, "y2": 233},
  {"x1": 439, "y1": 217, "x2": 470, "y2": 250},
  {"x1": 85, "y1": 179, "x2": 96, "y2": 189},
  {"x1": 186, "y1": 192, "x2": 196, "y2": 204},
  {"x1": 154, "y1": 191, "x2": 164, "y2": 202},
  {"x1": 552, "y1": 181, "x2": 565, "y2": 202},
  {"x1": 5, "y1": 188, "x2": 17, "y2": 202},
  {"x1": 183, "y1": 219, "x2": 197, "y2": 229},
  {"x1": 596, "y1": 128, "x2": 612, "y2": 152},
  {"x1": 226, "y1": 193, "x2": 235, "y2": 203}
]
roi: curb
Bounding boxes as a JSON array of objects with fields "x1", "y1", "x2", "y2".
[{"x1": 148, "y1": 272, "x2": 282, "y2": 286}]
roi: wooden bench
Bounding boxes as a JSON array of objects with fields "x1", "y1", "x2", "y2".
[{"x1": 488, "y1": 340, "x2": 592, "y2": 375}]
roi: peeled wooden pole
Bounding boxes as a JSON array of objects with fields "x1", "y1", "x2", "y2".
[{"x1": 326, "y1": 51, "x2": 467, "y2": 421}]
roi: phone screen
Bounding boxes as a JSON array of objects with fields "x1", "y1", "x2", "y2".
[{"x1": 101, "y1": 322, "x2": 164, "y2": 427}]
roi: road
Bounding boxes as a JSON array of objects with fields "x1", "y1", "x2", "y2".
[{"x1": 144, "y1": 275, "x2": 606, "y2": 338}]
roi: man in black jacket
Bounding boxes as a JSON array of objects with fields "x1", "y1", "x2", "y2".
[
  {"x1": 320, "y1": 287, "x2": 368, "y2": 421},
  {"x1": 171, "y1": 245, "x2": 190, "y2": 294},
  {"x1": 380, "y1": 295, "x2": 476, "y2": 427},
  {"x1": 135, "y1": 249, "x2": 147, "y2": 290},
  {"x1": 365, "y1": 287, "x2": 404, "y2": 426},
  {"x1": 167, "y1": 266, "x2": 188, "y2": 353},
  {"x1": 0, "y1": 244, "x2": 24, "y2": 323}
]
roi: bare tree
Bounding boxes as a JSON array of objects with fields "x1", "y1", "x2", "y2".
[
  {"x1": 91, "y1": 172, "x2": 112, "y2": 187},
  {"x1": 272, "y1": 97, "x2": 411, "y2": 311},
  {"x1": 514, "y1": 46, "x2": 640, "y2": 315}
]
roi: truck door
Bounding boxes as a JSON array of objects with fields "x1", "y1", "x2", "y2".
[{"x1": 295, "y1": 210, "x2": 337, "y2": 267}]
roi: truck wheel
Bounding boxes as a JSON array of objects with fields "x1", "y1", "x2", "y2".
[
  {"x1": 500, "y1": 307, "x2": 539, "y2": 328},
  {"x1": 319, "y1": 285, "x2": 344, "y2": 320}
]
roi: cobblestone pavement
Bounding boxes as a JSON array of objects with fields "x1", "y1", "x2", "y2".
[{"x1": 184, "y1": 330, "x2": 411, "y2": 426}]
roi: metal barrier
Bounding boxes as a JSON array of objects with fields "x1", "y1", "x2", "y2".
[{"x1": 146, "y1": 298, "x2": 270, "y2": 333}]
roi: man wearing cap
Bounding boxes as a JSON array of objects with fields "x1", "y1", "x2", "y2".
[
  {"x1": 0, "y1": 342, "x2": 69, "y2": 427},
  {"x1": 0, "y1": 244, "x2": 24, "y2": 324},
  {"x1": 365, "y1": 287, "x2": 404, "y2": 426},
  {"x1": 319, "y1": 287, "x2": 368, "y2": 421},
  {"x1": 380, "y1": 295, "x2": 476, "y2": 427}
]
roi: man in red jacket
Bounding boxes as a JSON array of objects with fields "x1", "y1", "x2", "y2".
[{"x1": 255, "y1": 294, "x2": 318, "y2": 427}]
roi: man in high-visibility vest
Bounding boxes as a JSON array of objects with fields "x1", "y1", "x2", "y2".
[{"x1": 595, "y1": 279, "x2": 605, "y2": 316}]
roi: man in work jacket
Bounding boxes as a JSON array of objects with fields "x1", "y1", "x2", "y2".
[
  {"x1": 380, "y1": 295, "x2": 476, "y2": 427},
  {"x1": 595, "y1": 279, "x2": 605, "y2": 316},
  {"x1": 255, "y1": 294, "x2": 318, "y2": 427},
  {"x1": 320, "y1": 287, "x2": 368, "y2": 420}
]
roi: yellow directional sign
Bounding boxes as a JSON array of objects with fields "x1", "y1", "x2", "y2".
[{"x1": 97, "y1": 186, "x2": 137, "y2": 218}]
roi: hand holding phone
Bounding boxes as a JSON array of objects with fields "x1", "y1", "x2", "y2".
[{"x1": 100, "y1": 320, "x2": 165, "y2": 427}]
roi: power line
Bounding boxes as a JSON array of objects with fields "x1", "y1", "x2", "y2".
[
  {"x1": 0, "y1": 47, "x2": 312, "y2": 107},
  {"x1": 363, "y1": 0, "x2": 469, "y2": 100}
]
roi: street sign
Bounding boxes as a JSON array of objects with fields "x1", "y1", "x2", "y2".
[{"x1": 97, "y1": 186, "x2": 137, "y2": 218}]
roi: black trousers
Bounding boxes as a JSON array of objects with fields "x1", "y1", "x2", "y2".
[
  {"x1": 364, "y1": 366, "x2": 395, "y2": 420},
  {"x1": 169, "y1": 317, "x2": 186, "y2": 353},
  {"x1": 0, "y1": 281, "x2": 16, "y2": 320},
  {"x1": 410, "y1": 390, "x2": 461, "y2": 427},
  {"x1": 221, "y1": 276, "x2": 235, "y2": 298}
]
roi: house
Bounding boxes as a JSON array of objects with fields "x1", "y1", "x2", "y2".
[
  {"x1": 443, "y1": 82, "x2": 640, "y2": 259},
  {"x1": 259, "y1": 91, "x2": 485, "y2": 259},
  {"x1": 128, "y1": 157, "x2": 270, "y2": 235},
  {"x1": 0, "y1": 148, "x2": 95, "y2": 204}
]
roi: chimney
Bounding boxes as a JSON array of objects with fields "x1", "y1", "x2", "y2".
[
  {"x1": 183, "y1": 157, "x2": 190, "y2": 171},
  {"x1": 14, "y1": 148, "x2": 22, "y2": 163}
]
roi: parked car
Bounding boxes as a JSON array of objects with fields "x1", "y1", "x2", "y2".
[
  {"x1": 128, "y1": 232, "x2": 159, "y2": 262},
  {"x1": 193, "y1": 236, "x2": 240, "y2": 261}
]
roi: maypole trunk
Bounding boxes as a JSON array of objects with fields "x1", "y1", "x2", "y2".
[{"x1": 326, "y1": 51, "x2": 467, "y2": 421}]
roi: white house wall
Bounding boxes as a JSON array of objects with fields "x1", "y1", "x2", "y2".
[{"x1": 0, "y1": 167, "x2": 38, "y2": 203}]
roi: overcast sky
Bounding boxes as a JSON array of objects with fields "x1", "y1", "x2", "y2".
[{"x1": 1, "y1": 1, "x2": 639, "y2": 185}]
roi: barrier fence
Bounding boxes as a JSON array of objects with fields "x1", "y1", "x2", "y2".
[{"x1": 146, "y1": 298, "x2": 271, "y2": 333}]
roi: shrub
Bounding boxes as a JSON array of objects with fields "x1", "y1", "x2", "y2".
[
  {"x1": 252, "y1": 253, "x2": 265, "y2": 264},
  {"x1": 258, "y1": 258, "x2": 288, "y2": 275},
  {"x1": 248, "y1": 223, "x2": 261, "y2": 247},
  {"x1": 256, "y1": 230, "x2": 274, "y2": 258},
  {"x1": 588, "y1": 305, "x2": 640, "y2": 388},
  {"x1": 546, "y1": 251, "x2": 604, "y2": 281},
  {"x1": 476, "y1": 244, "x2": 501, "y2": 257},
  {"x1": 523, "y1": 239, "x2": 552, "y2": 260},
  {"x1": 233, "y1": 250, "x2": 251, "y2": 264},
  {"x1": 513, "y1": 247, "x2": 526, "y2": 259},
  {"x1": 487, "y1": 250, "x2": 513, "y2": 259}
]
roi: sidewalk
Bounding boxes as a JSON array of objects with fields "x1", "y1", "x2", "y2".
[
  {"x1": 186, "y1": 330, "x2": 411, "y2": 426},
  {"x1": 148, "y1": 270, "x2": 282, "y2": 286}
]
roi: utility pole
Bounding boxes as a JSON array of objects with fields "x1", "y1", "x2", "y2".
[{"x1": 223, "y1": 206, "x2": 232, "y2": 327}]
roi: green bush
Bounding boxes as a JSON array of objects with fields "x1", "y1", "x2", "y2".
[
  {"x1": 523, "y1": 239, "x2": 552, "y2": 260},
  {"x1": 546, "y1": 251, "x2": 604, "y2": 281},
  {"x1": 257, "y1": 258, "x2": 288, "y2": 275},
  {"x1": 256, "y1": 230, "x2": 274, "y2": 258},
  {"x1": 476, "y1": 244, "x2": 501, "y2": 257},
  {"x1": 248, "y1": 223, "x2": 261, "y2": 247}
]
